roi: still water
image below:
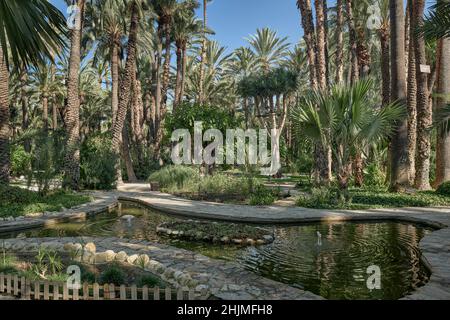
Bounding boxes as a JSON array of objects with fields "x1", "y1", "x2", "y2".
[{"x1": 0, "y1": 202, "x2": 432, "y2": 300}]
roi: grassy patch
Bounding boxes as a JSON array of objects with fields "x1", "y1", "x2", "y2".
[
  {"x1": 296, "y1": 187, "x2": 450, "y2": 210},
  {"x1": 0, "y1": 185, "x2": 92, "y2": 218}
]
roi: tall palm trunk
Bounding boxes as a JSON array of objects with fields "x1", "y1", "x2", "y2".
[
  {"x1": 346, "y1": 0, "x2": 359, "y2": 84},
  {"x1": 297, "y1": 0, "x2": 317, "y2": 88},
  {"x1": 199, "y1": 0, "x2": 207, "y2": 104},
  {"x1": 0, "y1": 46, "x2": 10, "y2": 184},
  {"x1": 379, "y1": 22, "x2": 391, "y2": 107},
  {"x1": 335, "y1": 0, "x2": 344, "y2": 84},
  {"x1": 42, "y1": 94, "x2": 49, "y2": 132},
  {"x1": 389, "y1": 0, "x2": 409, "y2": 191},
  {"x1": 20, "y1": 69, "x2": 30, "y2": 152},
  {"x1": 161, "y1": 20, "x2": 171, "y2": 107},
  {"x1": 434, "y1": 35, "x2": 450, "y2": 187},
  {"x1": 413, "y1": 0, "x2": 432, "y2": 190},
  {"x1": 314, "y1": 0, "x2": 327, "y2": 90},
  {"x1": 111, "y1": 1, "x2": 140, "y2": 180},
  {"x1": 110, "y1": 42, "x2": 120, "y2": 127},
  {"x1": 50, "y1": 62, "x2": 58, "y2": 131},
  {"x1": 174, "y1": 42, "x2": 183, "y2": 108},
  {"x1": 63, "y1": 0, "x2": 85, "y2": 191},
  {"x1": 153, "y1": 26, "x2": 164, "y2": 162},
  {"x1": 180, "y1": 44, "x2": 188, "y2": 104},
  {"x1": 406, "y1": 0, "x2": 417, "y2": 185}
]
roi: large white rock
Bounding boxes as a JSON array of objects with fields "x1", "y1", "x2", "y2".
[
  {"x1": 115, "y1": 251, "x2": 128, "y2": 262},
  {"x1": 126, "y1": 254, "x2": 139, "y2": 264},
  {"x1": 84, "y1": 242, "x2": 96, "y2": 254}
]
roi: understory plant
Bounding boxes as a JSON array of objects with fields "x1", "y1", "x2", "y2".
[{"x1": 292, "y1": 80, "x2": 404, "y2": 201}]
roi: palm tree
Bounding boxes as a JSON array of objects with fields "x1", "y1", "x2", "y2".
[
  {"x1": 198, "y1": 0, "x2": 211, "y2": 104},
  {"x1": 297, "y1": 0, "x2": 317, "y2": 88},
  {"x1": 111, "y1": 0, "x2": 141, "y2": 180},
  {"x1": 0, "y1": 0, "x2": 66, "y2": 184},
  {"x1": 413, "y1": 0, "x2": 432, "y2": 190},
  {"x1": 293, "y1": 80, "x2": 404, "y2": 196},
  {"x1": 406, "y1": 0, "x2": 417, "y2": 185},
  {"x1": 63, "y1": 0, "x2": 86, "y2": 190},
  {"x1": 173, "y1": 9, "x2": 203, "y2": 107},
  {"x1": 389, "y1": 0, "x2": 409, "y2": 191},
  {"x1": 246, "y1": 28, "x2": 290, "y2": 72},
  {"x1": 314, "y1": 0, "x2": 327, "y2": 89},
  {"x1": 434, "y1": 2, "x2": 450, "y2": 187},
  {"x1": 346, "y1": 0, "x2": 359, "y2": 84},
  {"x1": 335, "y1": 0, "x2": 344, "y2": 84}
]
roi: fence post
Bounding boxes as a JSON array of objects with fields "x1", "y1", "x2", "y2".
[
  {"x1": 34, "y1": 281, "x2": 40, "y2": 300},
  {"x1": 53, "y1": 282, "x2": 60, "y2": 300},
  {"x1": 83, "y1": 282, "x2": 89, "y2": 300},
  {"x1": 120, "y1": 285, "x2": 126, "y2": 300},
  {"x1": 142, "y1": 285, "x2": 148, "y2": 300},
  {"x1": 153, "y1": 287, "x2": 160, "y2": 301},
  {"x1": 24, "y1": 279, "x2": 31, "y2": 300},
  {"x1": 188, "y1": 289, "x2": 195, "y2": 300},
  {"x1": 19, "y1": 277, "x2": 25, "y2": 298},
  {"x1": 43, "y1": 281, "x2": 49, "y2": 300},
  {"x1": 93, "y1": 283, "x2": 99, "y2": 300},
  {"x1": 165, "y1": 287, "x2": 171, "y2": 301},
  {"x1": 109, "y1": 284, "x2": 115, "y2": 300},
  {"x1": 177, "y1": 288, "x2": 184, "y2": 300},
  {"x1": 63, "y1": 282, "x2": 69, "y2": 300},
  {"x1": 131, "y1": 285, "x2": 137, "y2": 300},
  {"x1": 6, "y1": 274, "x2": 11, "y2": 294},
  {"x1": 0, "y1": 274, "x2": 4, "y2": 293}
]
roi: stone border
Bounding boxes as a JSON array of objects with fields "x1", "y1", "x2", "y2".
[
  {"x1": 1, "y1": 187, "x2": 449, "y2": 299},
  {"x1": 156, "y1": 221, "x2": 274, "y2": 246},
  {"x1": 0, "y1": 237, "x2": 322, "y2": 300}
]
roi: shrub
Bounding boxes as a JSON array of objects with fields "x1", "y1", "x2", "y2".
[
  {"x1": 80, "y1": 134, "x2": 117, "y2": 190},
  {"x1": 0, "y1": 185, "x2": 38, "y2": 206},
  {"x1": 11, "y1": 145, "x2": 31, "y2": 177},
  {"x1": 137, "y1": 275, "x2": 162, "y2": 287},
  {"x1": 296, "y1": 187, "x2": 344, "y2": 208},
  {"x1": 148, "y1": 166, "x2": 199, "y2": 191},
  {"x1": 249, "y1": 185, "x2": 276, "y2": 206},
  {"x1": 364, "y1": 163, "x2": 386, "y2": 188},
  {"x1": 99, "y1": 265, "x2": 125, "y2": 285},
  {"x1": 436, "y1": 181, "x2": 450, "y2": 196}
]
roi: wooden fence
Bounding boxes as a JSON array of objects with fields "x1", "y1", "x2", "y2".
[{"x1": 0, "y1": 273, "x2": 204, "y2": 300}]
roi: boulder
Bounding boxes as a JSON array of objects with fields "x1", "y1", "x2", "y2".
[
  {"x1": 126, "y1": 254, "x2": 139, "y2": 264},
  {"x1": 115, "y1": 251, "x2": 128, "y2": 262},
  {"x1": 84, "y1": 242, "x2": 96, "y2": 254}
]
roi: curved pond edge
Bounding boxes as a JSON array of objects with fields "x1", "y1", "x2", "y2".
[{"x1": 1, "y1": 188, "x2": 450, "y2": 300}]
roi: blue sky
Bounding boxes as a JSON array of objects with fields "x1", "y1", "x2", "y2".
[{"x1": 52, "y1": 0, "x2": 305, "y2": 52}]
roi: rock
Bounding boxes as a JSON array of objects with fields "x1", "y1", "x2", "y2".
[
  {"x1": 12, "y1": 241, "x2": 27, "y2": 251},
  {"x1": 83, "y1": 251, "x2": 95, "y2": 264},
  {"x1": 63, "y1": 243, "x2": 76, "y2": 251},
  {"x1": 41, "y1": 241, "x2": 62, "y2": 250},
  {"x1": 221, "y1": 236, "x2": 230, "y2": 244},
  {"x1": 163, "y1": 267, "x2": 175, "y2": 279},
  {"x1": 232, "y1": 239, "x2": 243, "y2": 245},
  {"x1": 263, "y1": 235, "x2": 274, "y2": 243},
  {"x1": 127, "y1": 254, "x2": 139, "y2": 264},
  {"x1": 173, "y1": 271, "x2": 184, "y2": 281},
  {"x1": 256, "y1": 239, "x2": 265, "y2": 245},
  {"x1": 120, "y1": 215, "x2": 135, "y2": 221},
  {"x1": 136, "y1": 254, "x2": 150, "y2": 266},
  {"x1": 246, "y1": 238, "x2": 256, "y2": 246},
  {"x1": 195, "y1": 284, "x2": 209, "y2": 294},
  {"x1": 115, "y1": 251, "x2": 128, "y2": 262},
  {"x1": 95, "y1": 250, "x2": 115, "y2": 264},
  {"x1": 84, "y1": 242, "x2": 96, "y2": 254}
]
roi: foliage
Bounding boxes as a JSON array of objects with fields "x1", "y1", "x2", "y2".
[
  {"x1": 436, "y1": 181, "x2": 450, "y2": 196},
  {"x1": 364, "y1": 163, "x2": 386, "y2": 188},
  {"x1": 10, "y1": 145, "x2": 31, "y2": 177},
  {"x1": 149, "y1": 166, "x2": 200, "y2": 190},
  {"x1": 80, "y1": 134, "x2": 117, "y2": 190},
  {"x1": 238, "y1": 68, "x2": 298, "y2": 98},
  {"x1": 420, "y1": 1, "x2": 450, "y2": 40},
  {"x1": 296, "y1": 187, "x2": 344, "y2": 208},
  {"x1": 31, "y1": 247, "x2": 64, "y2": 280},
  {"x1": 297, "y1": 187, "x2": 450, "y2": 210},
  {"x1": 249, "y1": 185, "x2": 276, "y2": 206},
  {"x1": 99, "y1": 264, "x2": 126, "y2": 286},
  {"x1": 0, "y1": 185, "x2": 91, "y2": 218},
  {"x1": 137, "y1": 275, "x2": 164, "y2": 288}
]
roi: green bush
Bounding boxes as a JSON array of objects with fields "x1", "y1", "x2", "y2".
[
  {"x1": 99, "y1": 265, "x2": 125, "y2": 286},
  {"x1": 80, "y1": 134, "x2": 117, "y2": 190},
  {"x1": 149, "y1": 166, "x2": 200, "y2": 191},
  {"x1": 137, "y1": 275, "x2": 163, "y2": 288},
  {"x1": 296, "y1": 187, "x2": 344, "y2": 208},
  {"x1": 0, "y1": 185, "x2": 38, "y2": 206},
  {"x1": 436, "y1": 181, "x2": 450, "y2": 196},
  {"x1": 249, "y1": 185, "x2": 276, "y2": 206},
  {"x1": 364, "y1": 163, "x2": 386, "y2": 188},
  {"x1": 11, "y1": 145, "x2": 31, "y2": 177}
]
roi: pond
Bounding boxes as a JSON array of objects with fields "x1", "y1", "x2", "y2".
[{"x1": 0, "y1": 202, "x2": 433, "y2": 300}]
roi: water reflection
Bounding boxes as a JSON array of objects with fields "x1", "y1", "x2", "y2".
[{"x1": 0, "y1": 202, "x2": 432, "y2": 300}]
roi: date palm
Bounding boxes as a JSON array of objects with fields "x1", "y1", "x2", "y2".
[
  {"x1": 0, "y1": 0, "x2": 66, "y2": 184},
  {"x1": 246, "y1": 28, "x2": 290, "y2": 72}
]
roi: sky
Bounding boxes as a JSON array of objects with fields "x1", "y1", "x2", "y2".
[{"x1": 52, "y1": 0, "x2": 305, "y2": 53}]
